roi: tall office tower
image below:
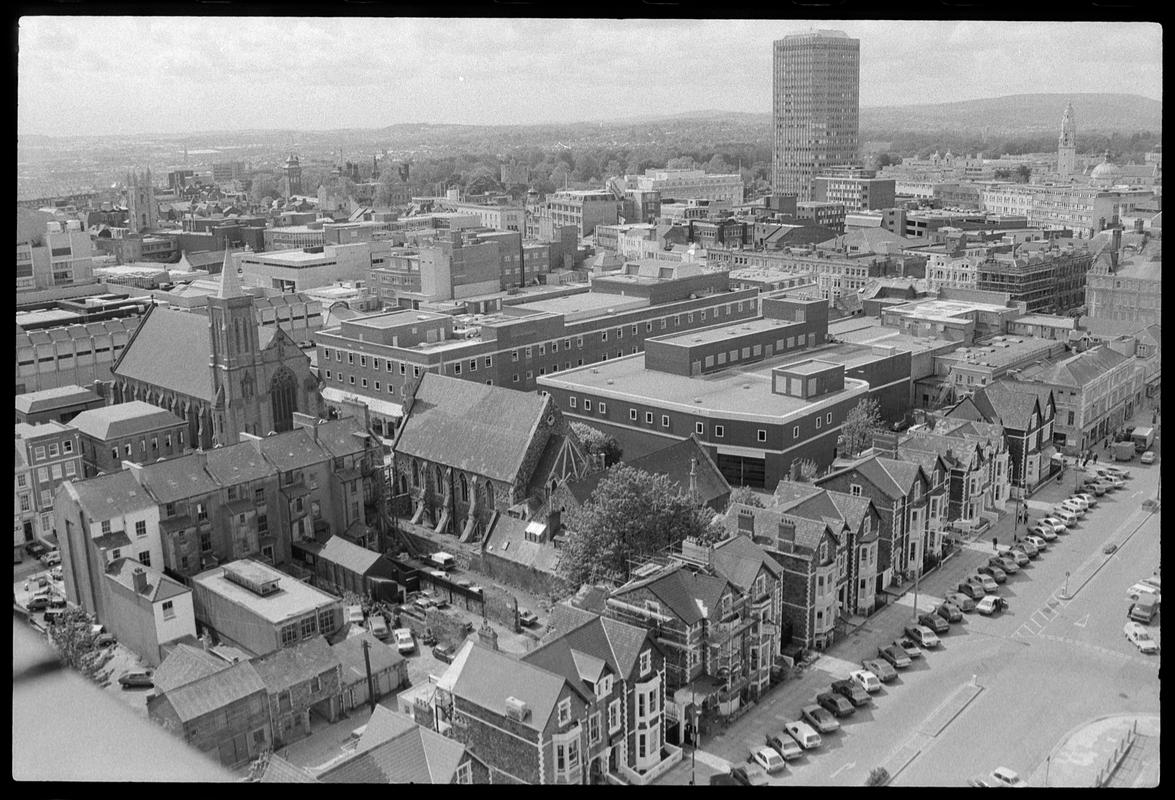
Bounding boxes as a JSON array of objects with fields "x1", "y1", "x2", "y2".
[
  {"x1": 1057, "y1": 101, "x2": 1077, "y2": 176},
  {"x1": 772, "y1": 30, "x2": 861, "y2": 202}
]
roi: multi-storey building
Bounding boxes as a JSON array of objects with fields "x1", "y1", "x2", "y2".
[
  {"x1": 813, "y1": 176, "x2": 895, "y2": 212},
  {"x1": 15, "y1": 421, "x2": 82, "y2": 543},
  {"x1": 975, "y1": 242, "x2": 1093, "y2": 314},
  {"x1": 16, "y1": 221, "x2": 96, "y2": 291},
  {"x1": 211, "y1": 161, "x2": 247, "y2": 185},
  {"x1": 70, "y1": 400, "x2": 190, "y2": 478},
  {"x1": 262, "y1": 225, "x2": 326, "y2": 251},
  {"x1": 534, "y1": 190, "x2": 620, "y2": 238},
  {"x1": 772, "y1": 30, "x2": 860, "y2": 201},
  {"x1": 238, "y1": 241, "x2": 387, "y2": 292},
  {"x1": 897, "y1": 421, "x2": 1010, "y2": 523},
  {"x1": 623, "y1": 169, "x2": 744, "y2": 205},
  {"x1": 980, "y1": 183, "x2": 1156, "y2": 237},
  {"x1": 15, "y1": 384, "x2": 106, "y2": 426},
  {"x1": 1084, "y1": 231, "x2": 1161, "y2": 326}
]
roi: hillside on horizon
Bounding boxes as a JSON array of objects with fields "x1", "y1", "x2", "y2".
[{"x1": 860, "y1": 92, "x2": 1161, "y2": 134}]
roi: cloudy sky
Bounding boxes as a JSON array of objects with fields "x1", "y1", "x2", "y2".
[{"x1": 18, "y1": 17, "x2": 1162, "y2": 136}]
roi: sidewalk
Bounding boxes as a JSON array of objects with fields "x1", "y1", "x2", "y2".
[{"x1": 1027, "y1": 714, "x2": 1160, "y2": 788}]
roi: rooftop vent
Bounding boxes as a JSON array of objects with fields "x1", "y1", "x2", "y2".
[
  {"x1": 222, "y1": 563, "x2": 281, "y2": 597},
  {"x1": 505, "y1": 697, "x2": 530, "y2": 722}
]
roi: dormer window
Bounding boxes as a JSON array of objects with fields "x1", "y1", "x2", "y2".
[
  {"x1": 639, "y1": 649, "x2": 652, "y2": 676},
  {"x1": 557, "y1": 697, "x2": 572, "y2": 726}
]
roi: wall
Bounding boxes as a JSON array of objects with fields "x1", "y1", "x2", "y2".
[
  {"x1": 453, "y1": 697, "x2": 542, "y2": 784},
  {"x1": 191, "y1": 582, "x2": 278, "y2": 656}
]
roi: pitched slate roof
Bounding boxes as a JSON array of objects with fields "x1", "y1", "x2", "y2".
[
  {"x1": 66, "y1": 469, "x2": 156, "y2": 521},
  {"x1": 153, "y1": 643, "x2": 230, "y2": 694},
  {"x1": 331, "y1": 631, "x2": 404, "y2": 686},
  {"x1": 104, "y1": 558, "x2": 190, "y2": 603},
  {"x1": 525, "y1": 432, "x2": 588, "y2": 498},
  {"x1": 317, "y1": 535, "x2": 383, "y2": 577},
  {"x1": 771, "y1": 480, "x2": 826, "y2": 509},
  {"x1": 709, "y1": 533, "x2": 782, "y2": 591},
  {"x1": 839, "y1": 457, "x2": 905, "y2": 499},
  {"x1": 626, "y1": 435, "x2": 731, "y2": 508},
  {"x1": 252, "y1": 636, "x2": 340, "y2": 692},
  {"x1": 972, "y1": 381, "x2": 1042, "y2": 430},
  {"x1": 394, "y1": 373, "x2": 551, "y2": 485},
  {"x1": 449, "y1": 643, "x2": 578, "y2": 733},
  {"x1": 260, "y1": 754, "x2": 319, "y2": 783},
  {"x1": 824, "y1": 490, "x2": 876, "y2": 542},
  {"x1": 257, "y1": 428, "x2": 329, "y2": 471},
  {"x1": 613, "y1": 564, "x2": 729, "y2": 626},
  {"x1": 112, "y1": 306, "x2": 216, "y2": 402},
  {"x1": 14, "y1": 385, "x2": 102, "y2": 415},
  {"x1": 483, "y1": 513, "x2": 561, "y2": 574},
  {"x1": 527, "y1": 613, "x2": 652, "y2": 691},
  {"x1": 875, "y1": 457, "x2": 923, "y2": 492},
  {"x1": 312, "y1": 416, "x2": 373, "y2": 459},
  {"x1": 1023, "y1": 346, "x2": 1130, "y2": 390},
  {"x1": 320, "y1": 707, "x2": 475, "y2": 784},
  {"x1": 70, "y1": 401, "x2": 185, "y2": 441},
  {"x1": 160, "y1": 661, "x2": 266, "y2": 723},
  {"x1": 203, "y1": 440, "x2": 278, "y2": 485},
  {"x1": 140, "y1": 453, "x2": 221, "y2": 503}
]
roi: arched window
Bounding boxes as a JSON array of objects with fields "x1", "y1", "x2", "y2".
[
  {"x1": 269, "y1": 367, "x2": 298, "y2": 433},
  {"x1": 434, "y1": 466, "x2": 444, "y2": 490},
  {"x1": 459, "y1": 473, "x2": 469, "y2": 503},
  {"x1": 484, "y1": 481, "x2": 495, "y2": 509}
]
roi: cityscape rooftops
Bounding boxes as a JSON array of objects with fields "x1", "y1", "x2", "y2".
[
  {"x1": 191, "y1": 560, "x2": 339, "y2": 624},
  {"x1": 14, "y1": 385, "x2": 103, "y2": 416},
  {"x1": 938, "y1": 336, "x2": 1058, "y2": 371},
  {"x1": 511, "y1": 291, "x2": 648, "y2": 321},
  {"x1": 64, "y1": 469, "x2": 156, "y2": 521},
  {"x1": 69, "y1": 400, "x2": 185, "y2": 441},
  {"x1": 15, "y1": 420, "x2": 75, "y2": 441}
]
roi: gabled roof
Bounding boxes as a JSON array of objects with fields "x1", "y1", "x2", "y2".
[
  {"x1": 449, "y1": 644, "x2": 580, "y2": 733},
  {"x1": 527, "y1": 613, "x2": 653, "y2": 689},
  {"x1": 104, "y1": 558, "x2": 190, "y2": 603},
  {"x1": 140, "y1": 453, "x2": 221, "y2": 503},
  {"x1": 837, "y1": 457, "x2": 905, "y2": 499},
  {"x1": 159, "y1": 661, "x2": 266, "y2": 723},
  {"x1": 1021, "y1": 346, "x2": 1129, "y2": 390},
  {"x1": 525, "y1": 431, "x2": 588, "y2": 498},
  {"x1": 331, "y1": 631, "x2": 403, "y2": 685},
  {"x1": 260, "y1": 754, "x2": 319, "y2": 783},
  {"x1": 771, "y1": 480, "x2": 825, "y2": 510},
  {"x1": 972, "y1": 381, "x2": 1043, "y2": 430},
  {"x1": 317, "y1": 535, "x2": 383, "y2": 577},
  {"x1": 320, "y1": 707, "x2": 476, "y2": 784},
  {"x1": 65, "y1": 469, "x2": 155, "y2": 521},
  {"x1": 203, "y1": 440, "x2": 278, "y2": 485},
  {"x1": 394, "y1": 373, "x2": 551, "y2": 485},
  {"x1": 823, "y1": 490, "x2": 876, "y2": 541},
  {"x1": 252, "y1": 636, "x2": 339, "y2": 692},
  {"x1": 153, "y1": 642, "x2": 230, "y2": 694},
  {"x1": 112, "y1": 306, "x2": 215, "y2": 402},
  {"x1": 875, "y1": 457, "x2": 924, "y2": 492},
  {"x1": 312, "y1": 416, "x2": 374, "y2": 459},
  {"x1": 14, "y1": 385, "x2": 102, "y2": 415},
  {"x1": 613, "y1": 564, "x2": 730, "y2": 626},
  {"x1": 257, "y1": 428, "x2": 329, "y2": 471},
  {"x1": 709, "y1": 533, "x2": 782, "y2": 591},
  {"x1": 69, "y1": 401, "x2": 184, "y2": 442},
  {"x1": 626, "y1": 435, "x2": 731, "y2": 507}
]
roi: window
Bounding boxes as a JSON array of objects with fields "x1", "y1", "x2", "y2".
[
  {"x1": 162, "y1": 600, "x2": 174, "y2": 620},
  {"x1": 715, "y1": 425, "x2": 724, "y2": 438},
  {"x1": 757, "y1": 429, "x2": 767, "y2": 443},
  {"x1": 34, "y1": 446, "x2": 45, "y2": 461},
  {"x1": 455, "y1": 762, "x2": 472, "y2": 784},
  {"x1": 584, "y1": 399, "x2": 592, "y2": 412},
  {"x1": 374, "y1": 381, "x2": 380, "y2": 391},
  {"x1": 557, "y1": 697, "x2": 572, "y2": 726},
  {"x1": 199, "y1": 531, "x2": 212, "y2": 551},
  {"x1": 694, "y1": 422, "x2": 704, "y2": 436},
  {"x1": 453, "y1": 363, "x2": 460, "y2": 376},
  {"x1": 850, "y1": 484, "x2": 862, "y2": 497},
  {"x1": 196, "y1": 502, "x2": 208, "y2": 521},
  {"x1": 485, "y1": 356, "x2": 492, "y2": 368},
  {"x1": 135, "y1": 520, "x2": 147, "y2": 538},
  {"x1": 816, "y1": 416, "x2": 822, "y2": 430},
  {"x1": 608, "y1": 698, "x2": 622, "y2": 732},
  {"x1": 138, "y1": 551, "x2": 151, "y2": 567},
  {"x1": 601, "y1": 331, "x2": 607, "y2": 342},
  {"x1": 101, "y1": 520, "x2": 112, "y2": 534},
  {"x1": 48, "y1": 443, "x2": 59, "y2": 458},
  {"x1": 301, "y1": 615, "x2": 317, "y2": 639},
  {"x1": 639, "y1": 649, "x2": 652, "y2": 676},
  {"x1": 793, "y1": 425, "x2": 800, "y2": 439},
  {"x1": 589, "y1": 712, "x2": 601, "y2": 744},
  {"x1": 598, "y1": 402, "x2": 607, "y2": 415},
  {"x1": 468, "y1": 359, "x2": 476, "y2": 373},
  {"x1": 124, "y1": 444, "x2": 132, "y2": 457},
  {"x1": 359, "y1": 356, "x2": 366, "y2": 368},
  {"x1": 512, "y1": 374, "x2": 519, "y2": 383},
  {"x1": 17, "y1": 473, "x2": 26, "y2": 488},
  {"x1": 325, "y1": 369, "x2": 332, "y2": 379},
  {"x1": 826, "y1": 412, "x2": 833, "y2": 424},
  {"x1": 62, "y1": 440, "x2": 73, "y2": 454},
  {"x1": 64, "y1": 461, "x2": 76, "y2": 477},
  {"x1": 630, "y1": 408, "x2": 638, "y2": 421},
  {"x1": 569, "y1": 397, "x2": 577, "y2": 409},
  {"x1": 280, "y1": 624, "x2": 298, "y2": 647},
  {"x1": 662, "y1": 415, "x2": 670, "y2": 428},
  {"x1": 347, "y1": 353, "x2": 354, "y2": 364}
]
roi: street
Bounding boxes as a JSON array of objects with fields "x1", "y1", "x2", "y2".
[{"x1": 660, "y1": 454, "x2": 1161, "y2": 787}]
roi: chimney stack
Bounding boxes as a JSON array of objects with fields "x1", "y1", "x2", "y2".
[
  {"x1": 479, "y1": 619, "x2": 499, "y2": 651},
  {"x1": 132, "y1": 567, "x2": 149, "y2": 595}
]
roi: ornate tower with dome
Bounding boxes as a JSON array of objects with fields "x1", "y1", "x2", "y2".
[{"x1": 1057, "y1": 101, "x2": 1077, "y2": 176}]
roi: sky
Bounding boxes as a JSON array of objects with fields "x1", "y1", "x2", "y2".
[{"x1": 17, "y1": 17, "x2": 1163, "y2": 137}]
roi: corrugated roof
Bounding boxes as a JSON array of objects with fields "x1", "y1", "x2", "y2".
[{"x1": 394, "y1": 373, "x2": 550, "y2": 485}]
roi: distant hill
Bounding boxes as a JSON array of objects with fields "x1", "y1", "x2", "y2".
[{"x1": 861, "y1": 93, "x2": 1161, "y2": 134}]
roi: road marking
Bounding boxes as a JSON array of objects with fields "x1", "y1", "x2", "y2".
[
  {"x1": 1036, "y1": 633, "x2": 1156, "y2": 668},
  {"x1": 1132, "y1": 490, "x2": 1143, "y2": 498},
  {"x1": 1074, "y1": 614, "x2": 1090, "y2": 628},
  {"x1": 830, "y1": 762, "x2": 855, "y2": 779}
]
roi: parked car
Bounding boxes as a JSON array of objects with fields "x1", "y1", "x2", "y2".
[
  {"x1": 766, "y1": 732, "x2": 804, "y2": 761},
  {"x1": 878, "y1": 644, "x2": 912, "y2": 669},
  {"x1": 784, "y1": 720, "x2": 822, "y2": 750},
  {"x1": 1098, "y1": 465, "x2": 1131, "y2": 480},
  {"x1": 1030, "y1": 523, "x2": 1059, "y2": 541},
  {"x1": 1024, "y1": 534, "x2": 1049, "y2": 551},
  {"x1": 1062, "y1": 496, "x2": 1089, "y2": 513},
  {"x1": 1014, "y1": 540, "x2": 1040, "y2": 558},
  {"x1": 728, "y1": 764, "x2": 770, "y2": 786},
  {"x1": 393, "y1": 628, "x2": 415, "y2": 654},
  {"x1": 748, "y1": 745, "x2": 786, "y2": 774},
  {"x1": 831, "y1": 678, "x2": 872, "y2": 706},
  {"x1": 861, "y1": 658, "x2": 898, "y2": 683},
  {"x1": 989, "y1": 767, "x2": 1028, "y2": 787},
  {"x1": 1123, "y1": 622, "x2": 1159, "y2": 654},
  {"x1": 967, "y1": 776, "x2": 997, "y2": 787},
  {"x1": 976, "y1": 595, "x2": 1009, "y2": 616},
  {"x1": 50, "y1": 566, "x2": 63, "y2": 581},
  {"x1": 978, "y1": 565, "x2": 1008, "y2": 584},
  {"x1": 944, "y1": 592, "x2": 977, "y2": 612},
  {"x1": 431, "y1": 643, "x2": 456, "y2": 663},
  {"x1": 345, "y1": 605, "x2": 365, "y2": 626},
  {"x1": 1142, "y1": 575, "x2": 1161, "y2": 590},
  {"x1": 972, "y1": 573, "x2": 999, "y2": 593},
  {"x1": 95, "y1": 633, "x2": 117, "y2": 649},
  {"x1": 709, "y1": 772, "x2": 743, "y2": 787},
  {"x1": 849, "y1": 669, "x2": 882, "y2": 694},
  {"x1": 1081, "y1": 479, "x2": 1107, "y2": 496},
  {"x1": 26, "y1": 596, "x2": 50, "y2": 612},
  {"x1": 991, "y1": 555, "x2": 1020, "y2": 574},
  {"x1": 43, "y1": 608, "x2": 65, "y2": 625},
  {"x1": 118, "y1": 670, "x2": 154, "y2": 689},
  {"x1": 801, "y1": 704, "x2": 841, "y2": 733},
  {"x1": 817, "y1": 691, "x2": 855, "y2": 718},
  {"x1": 918, "y1": 611, "x2": 949, "y2": 634},
  {"x1": 1073, "y1": 492, "x2": 1097, "y2": 508},
  {"x1": 894, "y1": 636, "x2": 924, "y2": 659},
  {"x1": 40, "y1": 550, "x2": 61, "y2": 567},
  {"x1": 903, "y1": 625, "x2": 940, "y2": 649},
  {"x1": 25, "y1": 541, "x2": 48, "y2": 558},
  {"x1": 1103, "y1": 543, "x2": 1119, "y2": 555},
  {"x1": 1038, "y1": 515, "x2": 1067, "y2": 534},
  {"x1": 936, "y1": 601, "x2": 963, "y2": 623},
  {"x1": 517, "y1": 608, "x2": 539, "y2": 628},
  {"x1": 956, "y1": 581, "x2": 985, "y2": 601},
  {"x1": 1141, "y1": 451, "x2": 1156, "y2": 465},
  {"x1": 1127, "y1": 582, "x2": 1161, "y2": 603},
  {"x1": 1049, "y1": 507, "x2": 1079, "y2": 526},
  {"x1": 1056, "y1": 501, "x2": 1085, "y2": 520},
  {"x1": 367, "y1": 615, "x2": 390, "y2": 640},
  {"x1": 998, "y1": 548, "x2": 1030, "y2": 567}
]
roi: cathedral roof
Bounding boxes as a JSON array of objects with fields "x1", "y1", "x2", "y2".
[{"x1": 112, "y1": 306, "x2": 216, "y2": 401}]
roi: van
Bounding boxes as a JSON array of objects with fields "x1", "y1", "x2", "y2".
[
  {"x1": 784, "y1": 720, "x2": 822, "y2": 750},
  {"x1": 1050, "y1": 508, "x2": 1079, "y2": 527},
  {"x1": 1128, "y1": 596, "x2": 1157, "y2": 624},
  {"x1": 428, "y1": 552, "x2": 456, "y2": 571}
]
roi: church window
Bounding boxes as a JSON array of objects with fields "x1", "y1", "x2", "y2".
[{"x1": 269, "y1": 367, "x2": 298, "y2": 433}]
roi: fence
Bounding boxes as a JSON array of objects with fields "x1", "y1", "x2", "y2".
[{"x1": 1094, "y1": 720, "x2": 1139, "y2": 787}]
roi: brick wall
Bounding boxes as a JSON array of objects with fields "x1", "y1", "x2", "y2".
[{"x1": 453, "y1": 697, "x2": 542, "y2": 784}]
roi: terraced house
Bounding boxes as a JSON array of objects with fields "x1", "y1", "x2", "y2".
[{"x1": 897, "y1": 418, "x2": 1009, "y2": 526}]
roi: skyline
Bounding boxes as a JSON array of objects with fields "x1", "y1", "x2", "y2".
[{"x1": 18, "y1": 18, "x2": 1163, "y2": 137}]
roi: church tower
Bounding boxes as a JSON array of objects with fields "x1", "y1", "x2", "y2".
[
  {"x1": 208, "y1": 247, "x2": 263, "y2": 444},
  {"x1": 282, "y1": 154, "x2": 303, "y2": 199},
  {"x1": 126, "y1": 168, "x2": 157, "y2": 234},
  {"x1": 1057, "y1": 101, "x2": 1077, "y2": 177}
]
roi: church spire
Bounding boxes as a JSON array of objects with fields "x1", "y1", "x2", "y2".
[{"x1": 216, "y1": 244, "x2": 244, "y2": 299}]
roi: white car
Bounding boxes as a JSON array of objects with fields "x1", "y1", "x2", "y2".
[
  {"x1": 1025, "y1": 534, "x2": 1049, "y2": 551},
  {"x1": 976, "y1": 595, "x2": 1008, "y2": 616},
  {"x1": 1058, "y1": 499, "x2": 1087, "y2": 516},
  {"x1": 1073, "y1": 492, "x2": 1097, "y2": 508},
  {"x1": 345, "y1": 605, "x2": 365, "y2": 626},
  {"x1": 784, "y1": 720, "x2": 822, "y2": 750},
  {"x1": 1050, "y1": 508, "x2": 1079, "y2": 527},
  {"x1": 849, "y1": 669, "x2": 882, "y2": 693},
  {"x1": 393, "y1": 627, "x2": 415, "y2": 654},
  {"x1": 1142, "y1": 575, "x2": 1161, "y2": 591},
  {"x1": 903, "y1": 624, "x2": 940, "y2": 649},
  {"x1": 1031, "y1": 522, "x2": 1060, "y2": 541},
  {"x1": 989, "y1": 766, "x2": 1028, "y2": 787},
  {"x1": 1140, "y1": 451, "x2": 1155, "y2": 464},
  {"x1": 1037, "y1": 516, "x2": 1067, "y2": 534},
  {"x1": 749, "y1": 745, "x2": 786, "y2": 774},
  {"x1": 1124, "y1": 622, "x2": 1159, "y2": 654},
  {"x1": 1127, "y1": 582, "x2": 1161, "y2": 604}
]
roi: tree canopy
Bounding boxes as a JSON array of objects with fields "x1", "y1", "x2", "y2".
[
  {"x1": 558, "y1": 464, "x2": 725, "y2": 586},
  {"x1": 726, "y1": 485, "x2": 765, "y2": 510},
  {"x1": 838, "y1": 397, "x2": 884, "y2": 458},
  {"x1": 569, "y1": 422, "x2": 623, "y2": 468}
]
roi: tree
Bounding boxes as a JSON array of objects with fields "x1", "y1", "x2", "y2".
[
  {"x1": 47, "y1": 607, "x2": 112, "y2": 684},
  {"x1": 1015, "y1": 165, "x2": 1032, "y2": 183},
  {"x1": 866, "y1": 767, "x2": 890, "y2": 786},
  {"x1": 838, "y1": 397, "x2": 884, "y2": 458},
  {"x1": 666, "y1": 155, "x2": 697, "y2": 170},
  {"x1": 570, "y1": 422, "x2": 623, "y2": 467},
  {"x1": 789, "y1": 458, "x2": 818, "y2": 483},
  {"x1": 557, "y1": 465, "x2": 725, "y2": 585},
  {"x1": 726, "y1": 485, "x2": 765, "y2": 510}
]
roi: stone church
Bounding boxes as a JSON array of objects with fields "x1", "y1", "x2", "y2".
[{"x1": 111, "y1": 249, "x2": 320, "y2": 449}]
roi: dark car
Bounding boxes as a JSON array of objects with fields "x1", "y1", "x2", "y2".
[
  {"x1": 25, "y1": 541, "x2": 48, "y2": 558},
  {"x1": 831, "y1": 679, "x2": 871, "y2": 707},
  {"x1": 991, "y1": 555, "x2": 1020, "y2": 574},
  {"x1": 816, "y1": 691, "x2": 855, "y2": 718},
  {"x1": 432, "y1": 643, "x2": 456, "y2": 663},
  {"x1": 801, "y1": 704, "x2": 841, "y2": 733},
  {"x1": 728, "y1": 764, "x2": 770, "y2": 787},
  {"x1": 709, "y1": 772, "x2": 743, "y2": 786},
  {"x1": 918, "y1": 612, "x2": 950, "y2": 634},
  {"x1": 878, "y1": 644, "x2": 912, "y2": 669},
  {"x1": 43, "y1": 608, "x2": 65, "y2": 625},
  {"x1": 26, "y1": 596, "x2": 50, "y2": 612},
  {"x1": 978, "y1": 565, "x2": 1008, "y2": 584},
  {"x1": 936, "y1": 602, "x2": 963, "y2": 623},
  {"x1": 118, "y1": 670, "x2": 154, "y2": 689},
  {"x1": 944, "y1": 592, "x2": 977, "y2": 613},
  {"x1": 861, "y1": 658, "x2": 898, "y2": 683},
  {"x1": 957, "y1": 581, "x2": 985, "y2": 600},
  {"x1": 517, "y1": 608, "x2": 539, "y2": 628},
  {"x1": 95, "y1": 633, "x2": 117, "y2": 649}
]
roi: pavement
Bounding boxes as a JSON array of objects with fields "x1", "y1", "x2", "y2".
[{"x1": 1029, "y1": 714, "x2": 1161, "y2": 788}]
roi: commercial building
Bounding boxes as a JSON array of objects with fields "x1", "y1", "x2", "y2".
[
  {"x1": 238, "y1": 242, "x2": 386, "y2": 292},
  {"x1": 980, "y1": 183, "x2": 1156, "y2": 238},
  {"x1": 14, "y1": 384, "x2": 105, "y2": 426},
  {"x1": 975, "y1": 241, "x2": 1093, "y2": 314},
  {"x1": 1084, "y1": 231, "x2": 1161, "y2": 326},
  {"x1": 772, "y1": 30, "x2": 860, "y2": 201},
  {"x1": 623, "y1": 168, "x2": 744, "y2": 205},
  {"x1": 16, "y1": 222, "x2": 96, "y2": 291},
  {"x1": 534, "y1": 190, "x2": 620, "y2": 238},
  {"x1": 539, "y1": 296, "x2": 915, "y2": 488},
  {"x1": 211, "y1": 161, "x2": 247, "y2": 185},
  {"x1": 813, "y1": 176, "x2": 895, "y2": 212},
  {"x1": 15, "y1": 421, "x2": 82, "y2": 543}
]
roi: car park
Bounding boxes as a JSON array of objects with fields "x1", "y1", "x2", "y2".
[
  {"x1": 998, "y1": 548, "x2": 1030, "y2": 567},
  {"x1": 393, "y1": 628, "x2": 415, "y2": 654},
  {"x1": 894, "y1": 635, "x2": 924, "y2": 658},
  {"x1": 749, "y1": 745, "x2": 786, "y2": 774},
  {"x1": 956, "y1": 581, "x2": 985, "y2": 601},
  {"x1": 972, "y1": 573, "x2": 999, "y2": 594},
  {"x1": 991, "y1": 555, "x2": 1020, "y2": 574},
  {"x1": 729, "y1": 764, "x2": 770, "y2": 786},
  {"x1": 918, "y1": 611, "x2": 950, "y2": 634},
  {"x1": 118, "y1": 670, "x2": 154, "y2": 689},
  {"x1": 784, "y1": 720, "x2": 822, "y2": 750},
  {"x1": 517, "y1": 608, "x2": 539, "y2": 627},
  {"x1": 849, "y1": 669, "x2": 882, "y2": 693},
  {"x1": 976, "y1": 595, "x2": 1008, "y2": 616},
  {"x1": 1025, "y1": 534, "x2": 1049, "y2": 551},
  {"x1": 1030, "y1": 523, "x2": 1059, "y2": 541},
  {"x1": 1123, "y1": 622, "x2": 1159, "y2": 654},
  {"x1": 1141, "y1": 451, "x2": 1156, "y2": 464},
  {"x1": 831, "y1": 678, "x2": 872, "y2": 706},
  {"x1": 861, "y1": 658, "x2": 898, "y2": 683},
  {"x1": 936, "y1": 601, "x2": 963, "y2": 623},
  {"x1": 817, "y1": 691, "x2": 855, "y2": 718},
  {"x1": 766, "y1": 732, "x2": 804, "y2": 761},
  {"x1": 1014, "y1": 540, "x2": 1039, "y2": 558},
  {"x1": 1073, "y1": 492, "x2": 1097, "y2": 508},
  {"x1": 801, "y1": 704, "x2": 841, "y2": 733},
  {"x1": 978, "y1": 565, "x2": 1008, "y2": 584},
  {"x1": 989, "y1": 767, "x2": 1028, "y2": 787},
  {"x1": 945, "y1": 592, "x2": 977, "y2": 612},
  {"x1": 878, "y1": 644, "x2": 912, "y2": 669},
  {"x1": 903, "y1": 625, "x2": 940, "y2": 649}
]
